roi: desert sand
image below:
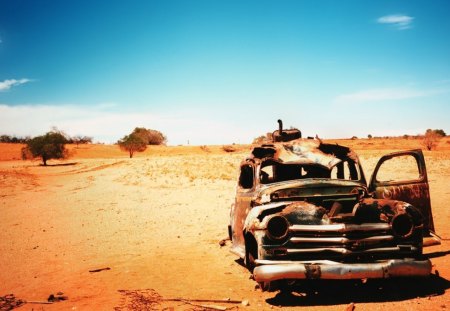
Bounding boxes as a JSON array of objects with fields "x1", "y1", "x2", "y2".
[{"x1": 0, "y1": 138, "x2": 449, "y2": 310}]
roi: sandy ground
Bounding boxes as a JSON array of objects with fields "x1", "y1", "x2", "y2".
[{"x1": 0, "y1": 139, "x2": 449, "y2": 310}]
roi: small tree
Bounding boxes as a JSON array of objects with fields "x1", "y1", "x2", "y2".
[
  {"x1": 132, "y1": 127, "x2": 167, "y2": 145},
  {"x1": 21, "y1": 131, "x2": 69, "y2": 165},
  {"x1": 367, "y1": 134, "x2": 372, "y2": 139},
  {"x1": 422, "y1": 129, "x2": 441, "y2": 151},
  {"x1": 118, "y1": 134, "x2": 147, "y2": 158}
]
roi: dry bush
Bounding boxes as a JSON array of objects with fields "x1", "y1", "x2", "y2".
[
  {"x1": 422, "y1": 130, "x2": 441, "y2": 151},
  {"x1": 200, "y1": 145, "x2": 210, "y2": 152},
  {"x1": 222, "y1": 145, "x2": 236, "y2": 153}
]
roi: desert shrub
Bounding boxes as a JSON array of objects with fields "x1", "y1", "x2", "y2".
[
  {"x1": 200, "y1": 145, "x2": 210, "y2": 152},
  {"x1": 117, "y1": 134, "x2": 147, "y2": 158},
  {"x1": 367, "y1": 134, "x2": 372, "y2": 139},
  {"x1": 252, "y1": 135, "x2": 267, "y2": 144},
  {"x1": 422, "y1": 130, "x2": 442, "y2": 151},
  {"x1": 21, "y1": 130, "x2": 69, "y2": 165},
  {"x1": 70, "y1": 135, "x2": 93, "y2": 146},
  {"x1": 222, "y1": 145, "x2": 236, "y2": 153}
]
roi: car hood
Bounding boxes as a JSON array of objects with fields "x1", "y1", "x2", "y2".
[{"x1": 254, "y1": 178, "x2": 367, "y2": 205}]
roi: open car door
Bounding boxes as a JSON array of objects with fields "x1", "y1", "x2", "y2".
[{"x1": 369, "y1": 149, "x2": 440, "y2": 246}]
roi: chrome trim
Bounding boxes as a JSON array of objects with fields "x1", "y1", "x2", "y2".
[
  {"x1": 285, "y1": 246, "x2": 417, "y2": 254},
  {"x1": 290, "y1": 235, "x2": 394, "y2": 244},
  {"x1": 289, "y1": 223, "x2": 390, "y2": 233},
  {"x1": 256, "y1": 259, "x2": 339, "y2": 265},
  {"x1": 253, "y1": 259, "x2": 432, "y2": 282}
]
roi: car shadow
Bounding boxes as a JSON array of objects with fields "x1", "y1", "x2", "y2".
[
  {"x1": 426, "y1": 249, "x2": 450, "y2": 259},
  {"x1": 265, "y1": 274, "x2": 450, "y2": 307}
]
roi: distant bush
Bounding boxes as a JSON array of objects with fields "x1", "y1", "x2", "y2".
[
  {"x1": 222, "y1": 145, "x2": 236, "y2": 153},
  {"x1": 431, "y1": 129, "x2": 446, "y2": 137},
  {"x1": 0, "y1": 135, "x2": 30, "y2": 143},
  {"x1": 21, "y1": 130, "x2": 69, "y2": 166},
  {"x1": 69, "y1": 135, "x2": 93, "y2": 146},
  {"x1": 422, "y1": 129, "x2": 442, "y2": 151},
  {"x1": 252, "y1": 135, "x2": 268, "y2": 144},
  {"x1": 200, "y1": 145, "x2": 210, "y2": 152}
]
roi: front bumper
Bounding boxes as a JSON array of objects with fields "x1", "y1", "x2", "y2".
[{"x1": 253, "y1": 258, "x2": 432, "y2": 282}]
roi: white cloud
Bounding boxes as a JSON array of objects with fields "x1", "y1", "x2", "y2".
[
  {"x1": 0, "y1": 79, "x2": 32, "y2": 91},
  {"x1": 377, "y1": 14, "x2": 414, "y2": 30},
  {"x1": 334, "y1": 87, "x2": 446, "y2": 104},
  {"x1": 0, "y1": 104, "x2": 252, "y2": 145}
]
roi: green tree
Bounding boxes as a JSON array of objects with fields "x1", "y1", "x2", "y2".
[
  {"x1": 21, "y1": 131, "x2": 69, "y2": 165},
  {"x1": 117, "y1": 134, "x2": 147, "y2": 158}
]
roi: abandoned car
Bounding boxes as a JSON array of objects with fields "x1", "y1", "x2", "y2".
[{"x1": 229, "y1": 120, "x2": 441, "y2": 290}]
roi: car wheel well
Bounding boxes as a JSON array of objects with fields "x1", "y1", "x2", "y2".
[{"x1": 244, "y1": 231, "x2": 258, "y2": 271}]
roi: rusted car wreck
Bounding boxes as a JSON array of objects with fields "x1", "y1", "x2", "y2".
[{"x1": 229, "y1": 120, "x2": 441, "y2": 291}]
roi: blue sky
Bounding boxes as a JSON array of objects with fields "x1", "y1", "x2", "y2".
[{"x1": 0, "y1": 0, "x2": 449, "y2": 145}]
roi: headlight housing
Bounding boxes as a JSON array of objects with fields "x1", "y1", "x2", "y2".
[
  {"x1": 391, "y1": 213, "x2": 414, "y2": 238},
  {"x1": 267, "y1": 215, "x2": 289, "y2": 240}
]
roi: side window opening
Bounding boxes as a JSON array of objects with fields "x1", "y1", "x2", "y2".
[
  {"x1": 331, "y1": 160, "x2": 360, "y2": 181},
  {"x1": 375, "y1": 155, "x2": 421, "y2": 183},
  {"x1": 239, "y1": 164, "x2": 254, "y2": 189},
  {"x1": 260, "y1": 165, "x2": 274, "y2": 184}
]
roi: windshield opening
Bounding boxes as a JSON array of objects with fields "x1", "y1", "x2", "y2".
[{"x1": 260, "y1": 159, "x2": 360, "y2": 184}]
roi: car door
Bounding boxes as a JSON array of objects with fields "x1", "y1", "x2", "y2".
[
  {"x1": 368, "y1": 149, "x2": 437, "y2": 241},
  {"x1": 230, "y1": 161, "x2": 256, "y2": 258}
]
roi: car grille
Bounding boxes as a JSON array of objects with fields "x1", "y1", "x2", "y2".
[{"x1": 264, "y1": 223, "x2": 418, "y2": 261}]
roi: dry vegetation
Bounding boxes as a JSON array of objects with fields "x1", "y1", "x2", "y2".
[{"x1": 0, "y1": 138, "x2": 449, "y2": 310}]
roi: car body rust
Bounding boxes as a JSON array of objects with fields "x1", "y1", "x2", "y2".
[{"x1": 228, "y1": 120, "x2": 440, "y2": 291}]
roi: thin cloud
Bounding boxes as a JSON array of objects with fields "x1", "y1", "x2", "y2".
[
  {"x1": 335, "y1": 87, "x2": 445, "y2": 104},
  {"x1": 0, "y1": 103, "x2": 250, "y2": 145},
  {"x1": 377, "y1": 14, "x2": 414, "y2": 30},
  {"x1": 0, "y1": 79, "x2": 32, "y2": 91}
]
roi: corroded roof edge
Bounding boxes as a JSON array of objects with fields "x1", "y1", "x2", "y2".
[{"x1": 248, "y1": 139, "x2": 359, "y2": 166}]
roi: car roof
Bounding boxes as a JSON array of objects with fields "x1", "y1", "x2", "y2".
[{"x1": 248, "y1": 139, "x2": 358, "y2": 169}]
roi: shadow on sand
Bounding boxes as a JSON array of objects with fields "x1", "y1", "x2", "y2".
[
  {"x1": 265, "y1": 274, "x2": 450, "y2": 307},
  {"x1": 234, "y1": 256, "x2": 450, "y2": 306},
  {"x1": 426, "y1": 249, "x2": 450, "y2": 259},
  {"x1": 38, "y1": 162, "x2": 78, "y2": 167}
]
